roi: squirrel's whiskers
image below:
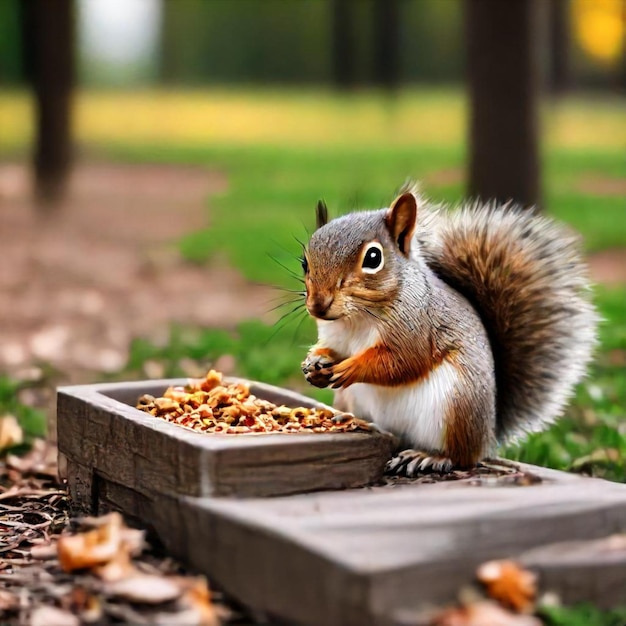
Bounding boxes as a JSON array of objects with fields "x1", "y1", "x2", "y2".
[{"x1": 264, "y1": 243, "x2": 312, "y2": 347}]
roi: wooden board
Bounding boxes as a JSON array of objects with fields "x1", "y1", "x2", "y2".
[
  {"x1": 57, "y1": 379, "x2": 626, "y2": 624},
  {"x1": 56, "y1": 378, "x2": 394, "y2": 500},
  {"x1": 64, "y1": 457, "x2": 626, "y2": 626}
]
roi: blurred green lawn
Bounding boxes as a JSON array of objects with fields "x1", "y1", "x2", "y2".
[{"x1": 1, "y1": 88, "x2": 625, "y2": 482}]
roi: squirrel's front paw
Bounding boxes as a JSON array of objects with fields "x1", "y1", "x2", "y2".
[{"x1": 301, "y1": 350, "x2": 337, "y2": 388}]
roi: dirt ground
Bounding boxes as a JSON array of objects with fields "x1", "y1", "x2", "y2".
[{"x1": 0, "y1": 162, "x2": 274, "y2": 386}]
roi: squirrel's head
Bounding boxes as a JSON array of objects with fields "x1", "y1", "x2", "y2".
[{"x1": 303, "y1": 192, "x2": 418, "y2": 321}]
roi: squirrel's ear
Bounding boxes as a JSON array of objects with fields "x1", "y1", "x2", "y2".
[
  {"x1": 386, "y1": 192, "x2": 417, "y2": 256},
  {"x1": 316, "y1": 200, "x2": 329, "y2": 230}
]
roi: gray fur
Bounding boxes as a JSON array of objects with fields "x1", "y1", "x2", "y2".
[
  {"x1": 415, "y1": 194, "x2": 599, "y2": 442},
  {"x1": 305, "y1": 188, "x2": 598, "y2": 450}
]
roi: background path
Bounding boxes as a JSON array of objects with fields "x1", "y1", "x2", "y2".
[{"x1": 0, "y1": 162, "x2": 274, "y2": 383}]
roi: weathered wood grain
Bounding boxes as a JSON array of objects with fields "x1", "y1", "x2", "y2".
[
  {"x1": 520, "y1": 535, "x2": 626, "y2": 609},
  {"x1": 57, "y1": 378, "x2": 394, "y2": 499},
  {"x1": 58, "y1": 379, "x2": 626, "y2": 625},
  {"x1": 74, "y1": 461, "x2": 626, "y2": 625},
  {"x1": 181, "y1": 474, "x2": 626, "y2": 624}
]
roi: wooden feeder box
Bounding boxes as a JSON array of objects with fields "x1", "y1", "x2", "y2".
[{"x1": 57, "y1": 378, "x2": 626, "y2": 625}]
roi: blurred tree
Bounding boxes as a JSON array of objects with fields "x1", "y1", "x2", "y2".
[
  {"x1": 615, "y1": 0, "x2": 626, "y2": 92},
  {"x1": 159, "y1": 0, "x2": 177, "y2": 84},
  {"x1": 0, "y1": 0, "x2": 23, "y2": 84},
  {"x1": 466, "y1": 0, "x2": 540, "y2": 209},
  {"x1": 21, "y1": 0, "x2": 75, "y2": 205},
  {"x1": 159, "y1": 0, "x2": 329, "y2": 85},
  {"x1": 548, "y1": 0, "x2": 571, "y2": 93},
  {"x1": 400, "y1": 0, "x2": 464, "y2": 83},
  {"x1": 373, "y1": 0, "x2": 400, "y2": 89},
  {"x1": 331, "y1": 0, "x2": 357, "y2": 88}
]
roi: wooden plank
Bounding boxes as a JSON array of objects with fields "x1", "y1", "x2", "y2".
[
  {"x1": 183, "y1": 475, "x2": 626, "y2": 624},
  {"x1": 72, "y1": 461, "x2": 626, "y2": 625},
  {"x1": 57, "y1": 378, "x2": 394, "y2": 499},
  {"x1": 61, "y1": 455, "x2": 95, "y2": 516},
  {"x1": 58, "y1": 378, "x2": 626, "y2": 624},
  {"x1": 520, "y1": 535, "x2": 626, "y2": 609}
]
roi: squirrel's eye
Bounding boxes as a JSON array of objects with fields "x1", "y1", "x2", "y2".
[
  {"x1": 301, "y1": 256, "x2": 308, "y2": 274},
  {"x1": 361, "y1": 243, "x2": 384, "y2": 274}
]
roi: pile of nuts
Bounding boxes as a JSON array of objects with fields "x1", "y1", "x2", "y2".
[{"x1": 136, "y1": 369, "x2": 371, "y2": 435}]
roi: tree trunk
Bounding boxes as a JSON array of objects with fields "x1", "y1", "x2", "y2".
[
  {"x1": 22, "y1": 0, "x2": 75, "y2": 205},
  {"x1": 372, "y1": 0, "x2": 400, "y2": 90},
  {"x1": 548, "y1": 0, "x2": 570, "y2": 94},
  {"x1": 331, "y1": 0, "x2": 357, "y2": 89},
  {"x1": 466, "y1": 0, "x2": 541, "y2": 209},
  {"x1": 617, "y1": 0, "x2": 626, "y2": 93}
]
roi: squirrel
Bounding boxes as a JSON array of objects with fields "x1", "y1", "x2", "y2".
[{"x1": 300, "y1": 185, "x2": 599, "y2": 475}]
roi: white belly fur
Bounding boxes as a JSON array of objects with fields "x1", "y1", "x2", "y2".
[
  {"x1": 316, "y1": 317, "x2": 458, "y2": 451},
  {"x1": 343, "y1": 361, "x2": 458, "y2": 451}
]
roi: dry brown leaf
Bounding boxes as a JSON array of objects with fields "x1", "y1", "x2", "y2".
[
  {"x1": 30, "y1": 605, "x2": 80, "y2": 626},
  {"x1": 0, "y1": 589, "x2": 19, "y2": 611},
  {"x1": 57, "y1": 511, "x2": 144, "y2": 575},
  {"x1": 180, "y1": 577, "x2": 219, "y2": 626},
  {"x1": 81, "y1": 594, "x2": 103, "y2": 623},
  {"x1": 0, "y1": 414, "x2": 23, "y2": 450},
  {"x1": 107, "y1": 574, "x2": 183, "y2": 604},
  {"x1": 430, "y1": 600, "x2": 542, "y2": 626},
  {"x1": 6, "y1": 438, "x2": 58, "y2": 477},
  {"x1": 94, "y1": 549, "x2": 137, "y2": 582},
  {"x1": 30, "y1": 543, "x2": 58, "y2": 560},
  {"x1": 476, "y1": 560, "x2": 537, "y2": 613}
]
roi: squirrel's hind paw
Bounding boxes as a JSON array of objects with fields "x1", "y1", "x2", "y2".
[{"x1": 386, "y1": 449, "x2": 454, "y2": 476}]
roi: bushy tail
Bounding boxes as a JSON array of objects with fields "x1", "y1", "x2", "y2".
[{"x1": 417, "y1": 199, "x2": 599, "y2": 442}]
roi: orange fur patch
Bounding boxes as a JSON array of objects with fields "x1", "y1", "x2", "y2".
[{"x1": 331, "y1": 342, "x2": 448, "y2": 388}]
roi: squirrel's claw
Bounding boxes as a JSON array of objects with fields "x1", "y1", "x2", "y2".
[
  {"x1": 329, "y1": 371, "x2": 346, "y2": 389},
  {"x1": 301, "y1": 350, "x2": 336, "y2": 388},
  {"x1": 386, "y1": 449, "x2": 454, "y2": 477}
]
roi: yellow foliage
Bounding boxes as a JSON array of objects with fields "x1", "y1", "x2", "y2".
[{"x1": 573, "y1": 0, "x2": 625, "y2": 64}]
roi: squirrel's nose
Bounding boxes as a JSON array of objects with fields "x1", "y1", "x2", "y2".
[{"x1": 307, "y1": 294, "x2": 335, "y2": 319}]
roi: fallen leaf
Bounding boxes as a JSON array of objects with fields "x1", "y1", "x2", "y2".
[
  {"x1": 0, "y1": 415, "x2": 23, "y2": 450},
  {"x1": 30, "y1": 605, "x2": 80, "y2": 626},
  {"x1": 57, "y1": 511, "x2": 144, "y2": 575},
  {"x1": 570, "y1": 448, "x2": 620, "y2": 472},
  {"x1": 430, "y1": 600, "x2": 542, "y2": 626},
  {"x1": 0, "y1": 589, "x2": 18, "y2": 611},
  {"x1": 81, "y1": 594, "x2": 103, "y2": 622},
  {"x1": 6, "y1": 438, "x2": 58, "y2": 477},
  {"x1": 107, "y1": 574, "x2": 183, "y2": 604},
  {"x1": 93, "y1": 549, "x2": 137, "y2": 582},
  {"x1": 477, "y1": 560, "x2": 537, "y2": 613},
  {"x1": 180, "y1": 577, "x2": 220, "y2": 626},
  {"x1": 30, "y1": 543, "x2": 58, "y2": 560}
]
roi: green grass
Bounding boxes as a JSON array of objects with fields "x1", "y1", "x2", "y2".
[
  {"x1": 540, "y1": 603, "x2": 626, "y2": 626},
  {"x1": 504, "y1": 286, "x2": 626, "y2": 482},
  {"x1": 0, "y1": 376, "x2": 47, "y2": 449},
  {"x1": 104, "y1": 142, "x2": 626, "y2": 281}
]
